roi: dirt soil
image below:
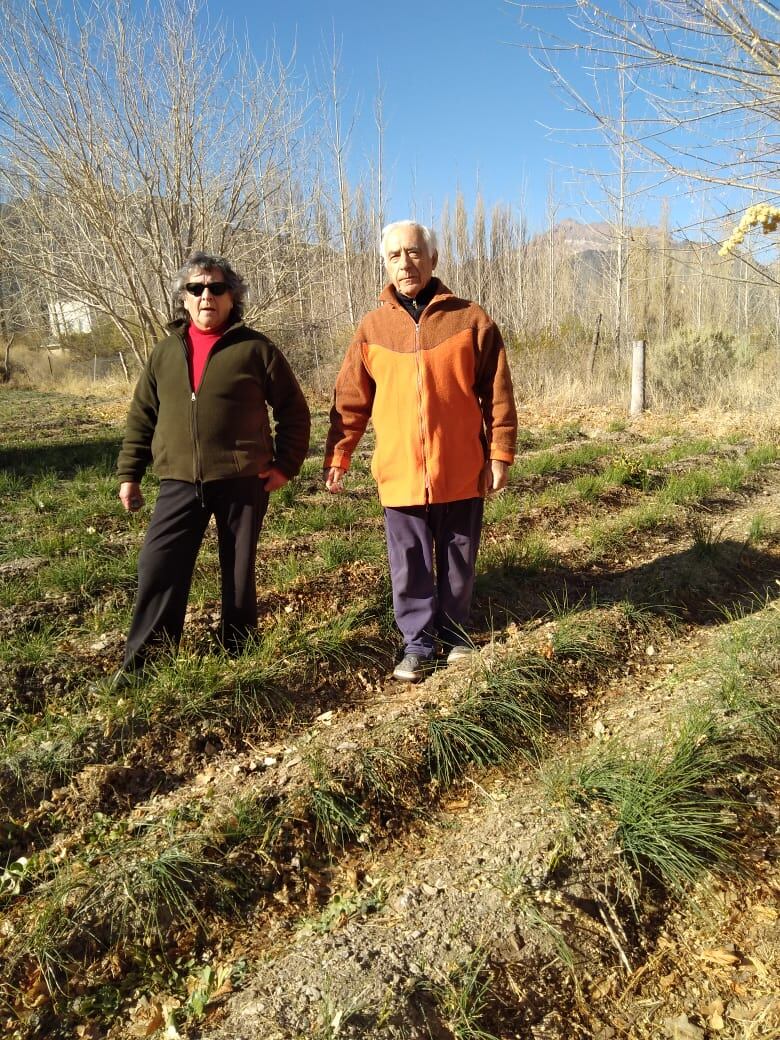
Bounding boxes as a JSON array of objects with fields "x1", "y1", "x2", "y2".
[
  {"x1": 195, "y1": 458, "x2": 780, "y2": 1038},
  {"x1": 3, "y1": 403, "x2": 780, "y2": 1040}
]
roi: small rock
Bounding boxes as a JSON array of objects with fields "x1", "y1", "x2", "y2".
[{"x1": 662, "y1": 1014, "x2": 704, "y2": 1040}]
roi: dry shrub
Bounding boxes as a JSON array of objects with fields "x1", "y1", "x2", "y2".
[
  {"x1": 648, "y1": 328, "x2": 779, "y2": 410},
  {"x1": 509, "y1": 324, "x2": 780, "y2": 417},
  {"x1": 509, "y1": 333, "x2": 629, "y2": 411}
]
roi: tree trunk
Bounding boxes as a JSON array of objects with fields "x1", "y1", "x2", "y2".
[{"x1": 0, "y1": 334, "x2": 14, "y2": 382}]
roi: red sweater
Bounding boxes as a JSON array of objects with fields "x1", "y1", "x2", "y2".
[{"x1": 187, "y1": 324, "x2": 224, "y2": 390}]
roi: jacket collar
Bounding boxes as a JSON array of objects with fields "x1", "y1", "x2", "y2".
[
  {"x1": 378, "y1": 277, "x2": 454, "y2": 309},
  {"x1": 166, "y1": 317, "x2": 245, "y2": 338}
]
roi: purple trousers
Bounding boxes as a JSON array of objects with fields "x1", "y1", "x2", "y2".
[{"x1": 383, "y1": 497, "x2": 484, "y2": 657}]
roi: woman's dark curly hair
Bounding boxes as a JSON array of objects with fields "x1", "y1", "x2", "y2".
[{"x1": 171, "y1": 251, "x2": 248, "y2": 323}]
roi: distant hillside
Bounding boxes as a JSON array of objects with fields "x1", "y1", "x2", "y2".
[{"x1": 540, "y1": 218, "x2": 680, "y2": 255}]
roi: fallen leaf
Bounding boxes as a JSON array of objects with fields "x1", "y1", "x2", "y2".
[
  {"x1": 128, "y1": 998, "x2": 164, "y2": 1037},
  {"x1": 194, "y1": 766, "x2": 216, "y2": 787},
  {"x1": 699, "y1": 947, "x2": 740, "y2": 966},
  {"x1": 22, "y1": 970, "x2": 50, "y2": 1009},
  {"x1": 662, "y1": 1014, "x2": 704, "y2": 1039},
  {"x1": 752, "y1": 904, "x2": 777, "y2": 922},
  {"x1": 75, "y1": 1025, "x2": 103, "y2": 1039},
  {"x1": 727, "y1": 997, "x2": 780, "y2": 1022},
  {"x1": 702, "y1": 999, "x2": 724, "y2": 1017},
  {"x1": 746, "y1": 954, "x2": 769, "y2": 978},
  {"x1": 590, "y1": 975, "x2": 614, "y2": 1000}
]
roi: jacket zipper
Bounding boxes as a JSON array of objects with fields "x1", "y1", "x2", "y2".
[
  {"x1": 413, "y1": 321, "x2": 431, "y2": 503},
  {"x1": 182, "y1": 336, "x2": 205, "y2": 503},
  {"x1": 183, "y1": 328, "x2": 232, "y2": 504},
  {"x1": 191, "y1": 390, "x2": 204, "y2": 503},
  {"x1": 397, "y1": 299, "x2": 434, "y2": 504}
]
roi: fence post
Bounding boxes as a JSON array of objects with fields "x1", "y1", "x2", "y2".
[
  {"x1": 587, "y1": 312, "x2": 602, "y2": 378},
  {"x1": 629, "y1": 339, "x2": 646, "y2": 417}
]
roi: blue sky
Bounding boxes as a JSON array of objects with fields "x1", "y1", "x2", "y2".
[{"x1": 217, "y1": 0, "x2": 581, "y2": 233}]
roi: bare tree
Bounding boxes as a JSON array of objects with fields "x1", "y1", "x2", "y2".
[
  {"x1": 371, "y1": 70, "x2": 386, "y2": 296},
  {"x1": 545, "y1": 177, "x2": 559, "y2": 331},
  {"x1": 321, "y1": 35, "x2": 357, "y2": 327},
  {"x1": 472, "y1": 189, "x2": 487, "y2": 305},
  {"x1": 516, "y1": 1, "x2": 779, "y2": 194},
  {"x1": 0, "y1": 0, "x2": 307, "y2": 364}
]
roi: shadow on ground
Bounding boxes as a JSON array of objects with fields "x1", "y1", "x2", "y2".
[
  {"x1": 476, "y1": 537, "x2": 780, "y2": 629},
  {"x1": 0, "y1": 436, "x2": 123, "y2": 482}
]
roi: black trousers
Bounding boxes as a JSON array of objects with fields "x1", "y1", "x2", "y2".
[{"x1": 123, "y1": 477, "x2": 269, "y2": 670}]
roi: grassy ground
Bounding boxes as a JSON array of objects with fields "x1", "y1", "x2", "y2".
[{"x1": 0, "y1": 385, "x2": 779, "y2": 1039}]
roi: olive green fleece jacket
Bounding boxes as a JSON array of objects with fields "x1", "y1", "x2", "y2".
[{"x1": 117, "y1": 321, "x2": 311, "y2": 485}]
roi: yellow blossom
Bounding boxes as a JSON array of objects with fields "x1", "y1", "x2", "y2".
[{"x1": 720, "y1": 203, "x2": 780, "y2": 256}]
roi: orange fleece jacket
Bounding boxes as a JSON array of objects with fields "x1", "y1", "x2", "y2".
[{"x1": 325, "y1": 281, "x2": 518, "y2": 507}]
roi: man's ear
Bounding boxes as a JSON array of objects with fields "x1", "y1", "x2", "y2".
[{"x1": 431, "y1": 250, "x2": 439, "y2": 270}]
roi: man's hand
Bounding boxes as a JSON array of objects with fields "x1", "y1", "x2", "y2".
[
  {"x1": 119, "y1": 481, "x2": 144, "y2": 512},
  {"x1": 259, "y1": 466, "x2": 289, "y2": 493},
  {"x1": 325, "y1": 466, "x2": 346, "y2": 493},
  {"x1": 482, "y1": 460, "x2": 509, "y2": 494}
]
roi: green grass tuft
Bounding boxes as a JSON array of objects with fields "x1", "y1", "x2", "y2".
[
  {"x1": 555, "y1": 711, "x2": 739, "y2": 892},
  {"x1": 436, "y1": 949, "x2": 498, "y2": 1040},
  {"x1": 308, "y1": 783, "x2": 367, "y2": 852}
]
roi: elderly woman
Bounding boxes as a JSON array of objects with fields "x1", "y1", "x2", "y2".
[{"x1": 115, "y1": 251, "x2": 310, "y2": 682}]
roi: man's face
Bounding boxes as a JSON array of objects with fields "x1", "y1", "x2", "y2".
[
  {"x1": 182, "y1": 268, "x2": 234, "y2": 332},
  {"x1": 384, "y1": 226, "x2": 437, "y2": 299}
]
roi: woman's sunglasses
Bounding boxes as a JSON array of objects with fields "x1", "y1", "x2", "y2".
[{"x1": 185, "y1": 282, "x2": 230, "y2": 297}]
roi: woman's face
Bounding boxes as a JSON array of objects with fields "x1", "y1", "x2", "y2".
[{"x1": 182, "y1": 268, "x2": 234, "y2": 332}]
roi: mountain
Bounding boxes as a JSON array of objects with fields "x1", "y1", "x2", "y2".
[{"x1": 547, "y1": 218, "x2": 678, "y2": 255}]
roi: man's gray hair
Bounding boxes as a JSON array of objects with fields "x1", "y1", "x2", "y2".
[
  {"x1": 380, "y1": 221, "x2": 438, "y2": 264},
  {"x1": 171, "y1": 251, "x2": 248, "y2": 322}
]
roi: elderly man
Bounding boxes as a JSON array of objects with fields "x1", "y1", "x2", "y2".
[
  {"x1": 115, "y1": 251, "x2": 310, "y2": 682},
  {"x1": 325, "y1": 220, "x2": 517, "y2": 681}
]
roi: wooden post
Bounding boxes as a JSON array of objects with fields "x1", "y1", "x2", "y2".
[
  {"x1": 629, "y1": 339, "x2": 646, "y2": 417},
  {"x1": 93, "y1": 353, "x2": 97, "y2": 382},
  {"x1": 587, "y1": 312, "x2": 602, "y2": 378}
]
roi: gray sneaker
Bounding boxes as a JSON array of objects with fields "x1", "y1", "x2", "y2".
[
  {"x1": 392, "y1": 654, "x2": 436, "y2": 682},
  {"x1": 446, "y1": 644, "x2": 477, "y2": 664}
]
